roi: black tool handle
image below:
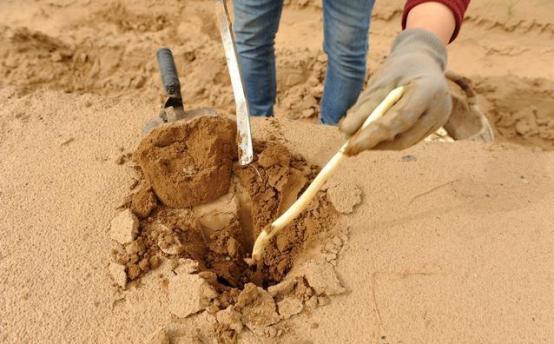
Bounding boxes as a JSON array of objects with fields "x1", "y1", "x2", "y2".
[{"x1": 156, "y1": 48, "x2": 182, "y2": 100}]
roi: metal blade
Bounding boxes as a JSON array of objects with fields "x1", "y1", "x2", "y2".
[{"x1": 215, "y1": 0, "x2": 254, "y2": 166}]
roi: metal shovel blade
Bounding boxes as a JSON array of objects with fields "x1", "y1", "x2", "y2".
[{"x1": 215, "y1": 0, "x2": 254, "y2": 166}]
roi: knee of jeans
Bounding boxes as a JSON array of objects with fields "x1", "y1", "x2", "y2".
[{"x1": 324, "y1": 26, "x2": 369, "y2": 79}]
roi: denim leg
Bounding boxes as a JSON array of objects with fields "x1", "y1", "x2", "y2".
[
  {"x1": 232, "y1": 0, "x2": 283, "y2": 116},
  {"x1": 320, "y1": 0, "x2": 375, "y2": 124}
]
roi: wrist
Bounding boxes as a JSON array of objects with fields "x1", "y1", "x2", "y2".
[
  {"x1": 405, "y1": 1, "x2": 456, "y2": 44},
  {"x1": 392, "y1": 29, "x2": 448, "y2": 71}
]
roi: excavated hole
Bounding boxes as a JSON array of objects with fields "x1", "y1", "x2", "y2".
[
  {"x1": 474, "y1": 76, "x2": 554, "y2": 150},
  {"x1": 112, "y1": 115, "x2": 337, "y2": 291}
]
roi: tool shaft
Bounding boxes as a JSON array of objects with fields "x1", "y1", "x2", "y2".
[{"x1": 215, "y1": 0, "x2": 254, "y2": 166}]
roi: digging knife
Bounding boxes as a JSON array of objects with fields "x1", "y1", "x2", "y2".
[{"x1": 215, "y1": 0, "x2": 254, "y2": 166}]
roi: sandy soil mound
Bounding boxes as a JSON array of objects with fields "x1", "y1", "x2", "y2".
[
  {"x1": 105, "y1": 115, "x2": 344, "y2": 341},
  {"x1": 112, "y1": 115, "x2": 338, "y2": 286}
]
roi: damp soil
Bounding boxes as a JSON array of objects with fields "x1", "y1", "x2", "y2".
[{"x1": 112, "y1": 115, "x2": 337, "y2": 290}]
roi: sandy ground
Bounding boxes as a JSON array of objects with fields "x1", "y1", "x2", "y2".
[{"x1": 1, "y1": 0, "x2": 554, "y2": 343}]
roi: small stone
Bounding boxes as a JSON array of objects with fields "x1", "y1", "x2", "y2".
[
  {"x1": 216, "y1": 306, "x2": 243, "y2": 333},
  {"x1": 110, "y1": 209, "x2": 139, "y2": 244},
  {"x1": 146, "y1": 328, "x2": 169, "y2": 344},
  {"x1": 277, "y1": 297, "x2": 304, "y2": 319},
  {"x1": 168, "y1": 272, "x2": 217, "y2": 318},
  {"x1": 108, "y1": 262, "x2": 127, "y2": 288}
]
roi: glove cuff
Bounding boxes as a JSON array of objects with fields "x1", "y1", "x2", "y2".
[{"x1": 391, "y1": 29, "x2": 448, "y2": 71}]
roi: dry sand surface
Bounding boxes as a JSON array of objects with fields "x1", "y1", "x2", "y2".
[{"x1": 1, "y1": 0, "x2": 554, "y2": 343}]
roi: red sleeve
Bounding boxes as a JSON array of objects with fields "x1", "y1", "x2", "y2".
[{"x1": 402, "y1": 0, "x2": 471, "y2": 42}]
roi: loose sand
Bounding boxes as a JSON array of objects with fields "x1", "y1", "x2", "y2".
[{"x1": 1, "y1": 0, "x2": 553, "y2": 343}]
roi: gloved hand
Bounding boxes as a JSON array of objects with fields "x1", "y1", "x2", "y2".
[{"x1": 340, "y1": 28, "x2": 452, "y2": 155}]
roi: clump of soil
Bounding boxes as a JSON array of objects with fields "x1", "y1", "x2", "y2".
[
  {"x1": 111, "y1": 115, "x2": 337, "y2": 290},
  {"x1": 133, "y1": 115, "x2": 237, "y2": 208}
]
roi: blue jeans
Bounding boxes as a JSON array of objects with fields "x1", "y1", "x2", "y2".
[{"x1": 233, "y1": 0, "x2": 375, "y2": 124}]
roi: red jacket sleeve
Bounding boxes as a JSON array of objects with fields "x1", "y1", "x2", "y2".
[{"x1": 402, "y1": 0, "x2": 471, "y2": 42}]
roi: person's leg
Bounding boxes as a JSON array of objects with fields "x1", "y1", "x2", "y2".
[
  {"x1": 320, "y1": 0, "x2": 375, "y2": 124},
  {"x1": 233, "y1": 0, "x2": 284, "y2": 116}
]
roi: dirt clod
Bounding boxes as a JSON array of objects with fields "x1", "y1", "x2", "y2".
[
  {"x1": 108, "y1": 262, "x2": 127, "y2": 288},
  {"x1": 110, "y1": 209, "x2": 139, "y2": 244},
  {"x1": 130, "y1": 185, "x2": 158, "y2": 218},
  {"x1": 235, "y1": 283, "x2": 280, "y2": 335},
  {"x1": 327, "y1": 181, "x2": 363, "y2": 214},
  {"x1": 168, "y1": 270, "x2": 218, "y2": 318},
  {"x1": 134, "y1": 115, "x2": 237, "y2": 208},
  {"x1": 297, "y1": 259, "x2": 346, "y2": 296},
  {"x1": 216, "y1": 306, "x2": 243, "y2": 333},
  {"x1": 277, "y1": 297, "x2": 304, "y2": 319}
]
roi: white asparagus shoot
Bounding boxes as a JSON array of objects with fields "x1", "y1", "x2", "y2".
[{"x1": 251, "y1": 86, "x2": 405, "y2": 262}]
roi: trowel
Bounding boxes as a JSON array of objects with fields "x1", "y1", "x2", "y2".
[{"x1": 215, "y1": 0, "x2": 254, "y2": 166}]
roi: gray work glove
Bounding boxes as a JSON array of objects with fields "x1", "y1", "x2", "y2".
[{"x1": 340, "y1": 29, "x2": 452, "y2": 155}]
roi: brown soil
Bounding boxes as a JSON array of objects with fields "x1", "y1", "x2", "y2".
[
  {"x1": 134, "y1": 115, "x2": 237, "y2": 208},
  {"x1": 117, "y1": 116, "x2": 337, "y2": 290}
]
